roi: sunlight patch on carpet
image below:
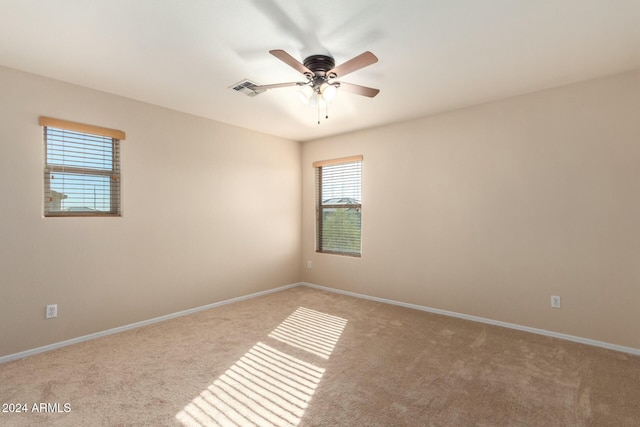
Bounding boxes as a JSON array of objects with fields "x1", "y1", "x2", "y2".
[
  {"x1": 176, "y1": 307, "x2": 347, "y2": 426},
  {"x1": 268, "y1": 307, "x2": 348, "y2": 359}
]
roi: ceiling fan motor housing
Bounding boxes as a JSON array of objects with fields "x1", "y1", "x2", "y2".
[{"x1": 303, "y1": 55, "x2": 335, "y2": 78}]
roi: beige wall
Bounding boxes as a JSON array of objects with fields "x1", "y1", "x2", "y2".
[
  {"x1": 302, "y1": 70, "x2": 640, "y2": 349},
  {"x1": 2, "y1": 65, "x2": 639, "y2": 358},
  {"x1": 0, "y1": 66, "x2": 301, "y2": 357}
]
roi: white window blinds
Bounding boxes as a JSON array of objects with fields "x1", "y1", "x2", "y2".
[
  {"x1": 314, "y1": 156, "x2": 362, "y2": 257},
  {"x1": 40, "y1": 117, "x2": 124, "y2": 217}
]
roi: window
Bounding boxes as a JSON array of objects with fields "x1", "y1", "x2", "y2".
[
  {"x1": 314, "y1": 155, "x2": 362, "y2": 257},
  {"x1": 40, "y1": 117, "x2": 125, "y2": 217}
]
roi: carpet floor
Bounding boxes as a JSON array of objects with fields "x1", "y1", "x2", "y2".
[{"x1": 1, "y1": 286, "x2": 639, "y2": 426}]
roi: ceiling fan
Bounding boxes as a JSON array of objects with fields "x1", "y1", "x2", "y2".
[{"x1": 248, "y1": 49, "x2": 380, "y2": 122}]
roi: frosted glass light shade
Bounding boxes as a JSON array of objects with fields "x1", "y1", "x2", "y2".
[
  {"x1": 320, "y1": 83, "x2": 337, "y2": 103},
  {"x1": 298, "y1": 85, "x2": 314, "y2": 104}
]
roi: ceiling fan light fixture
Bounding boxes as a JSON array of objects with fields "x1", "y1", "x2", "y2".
[
  {"x1": 251, "y1": 49, "x2": 379, "y2": 123},
  {"x1": 298, "y1": 85, "x2": 314, "y2": 104}
]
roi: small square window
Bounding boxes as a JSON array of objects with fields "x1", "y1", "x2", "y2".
[{"x1": 40, "y1": 117, "x2": 124, "y2": 217}]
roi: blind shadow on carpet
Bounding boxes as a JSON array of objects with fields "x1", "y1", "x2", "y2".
[{"x1": 176, "y1": 307, "x2": 348, "y2": 426}]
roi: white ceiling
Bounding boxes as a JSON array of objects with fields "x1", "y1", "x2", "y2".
[{"x1": 1, "y1": 1, "x2": 639, "y2": 142}]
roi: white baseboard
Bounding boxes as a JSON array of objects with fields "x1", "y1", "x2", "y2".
[
  {"x1": 4, "y1": 281, "x2": 638, "y2": 363},
  {"x1": 301, "y1": 282, "x2": 640, "y2": 356},
  {"x1": 0, "y1": 283, "x2": 300, "y2": 364}
]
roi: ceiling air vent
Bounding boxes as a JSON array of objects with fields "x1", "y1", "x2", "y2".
[{"x1": 229, "y1": 79, "x2": 260, "y2": 97}]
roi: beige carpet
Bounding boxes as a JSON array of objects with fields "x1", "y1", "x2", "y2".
[{"x1": 1, "y1": 286, "x2": 639, "y2": 426}]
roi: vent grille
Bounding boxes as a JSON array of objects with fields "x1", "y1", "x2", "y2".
[{"x1": 229, "y1": 79, "x2": 260, "y2": 97}]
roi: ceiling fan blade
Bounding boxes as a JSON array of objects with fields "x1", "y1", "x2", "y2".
[
  {"x1": 269, "y1": 49, "x2": 314, "y2": 76},
  {"x1": 252, "y1": 81, "x2": 307, "y2": 93},
  {"x1": 327, "y1": 51, "x2": 378, "y2": 78},
  {"x1": 337, "y1": 82, "x2": 380, "y2": 98}
]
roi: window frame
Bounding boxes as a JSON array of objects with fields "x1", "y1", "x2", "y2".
[
  {"x1": 39, "y1": 117, "x2": 125, "y2": 217},
  {"x1": 314, "y1": 155, "x2": 363, "y2": 257}
]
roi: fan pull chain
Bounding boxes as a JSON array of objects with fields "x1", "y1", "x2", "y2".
[
  {"x1": 326, "y1": 103, "x2": 329, "y2": 120},
  {"x1": 317, "y1": 99, "x2": 320, "y2": 125}
]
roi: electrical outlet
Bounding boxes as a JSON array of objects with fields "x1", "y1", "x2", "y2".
[
  {"x1": 307, "y1": 260, "x2": 312, "y2": 269},
  {"x1": 46, "y1": 304, "x2": 58, "y2": 319},
  {"x1": 551, "y1": 296, "x2": 561, "y2": 309}
]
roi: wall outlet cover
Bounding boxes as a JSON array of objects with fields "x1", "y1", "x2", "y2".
[{"x1": 46, "y1": 304, "x2": 58, "y2": 318}]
